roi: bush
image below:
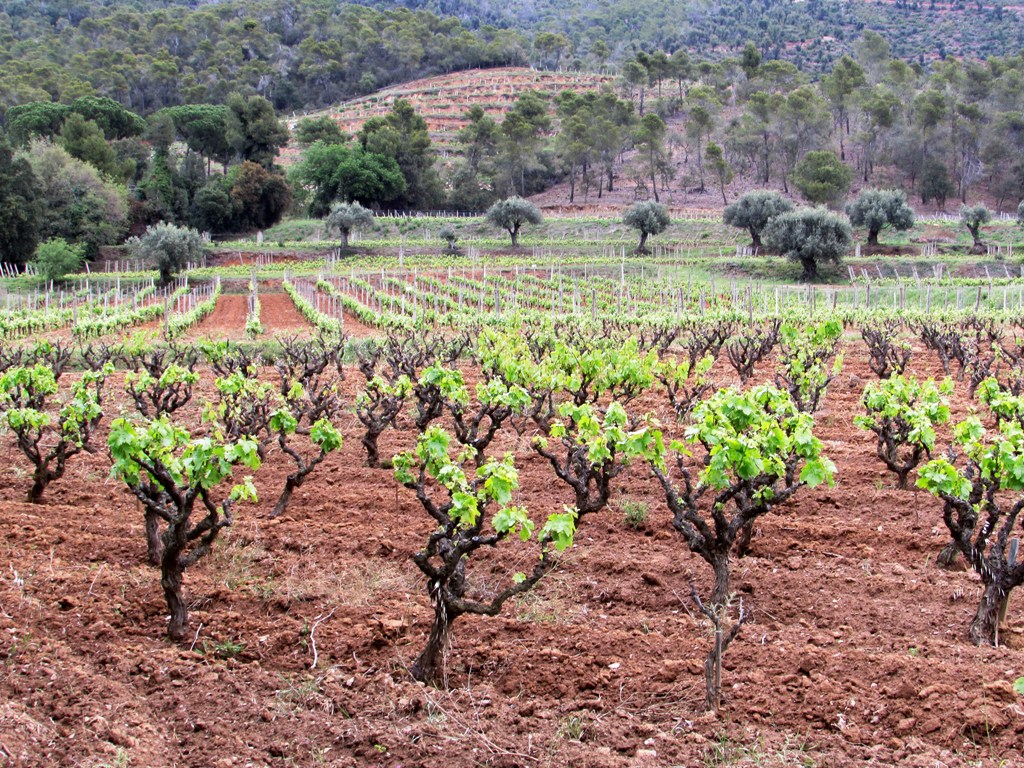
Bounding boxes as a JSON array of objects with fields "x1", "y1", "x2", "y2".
[
  {"x1": 918, "y1": 406, "x2": 1024, "y2": 645},
  {"x1": 640, "y1": 385, "x2": 834, "y2": 709},
  {"x1": 393, "y1": 427, "x2": 575, "y2": 682},
  {"x1": 108, "y1": 417, "x2": 260, "y2": 641},
  {"x1": 32, "y1": 238, "x2": 85, "y2": 283},
  {"x1": 126, "y1": 222, "x2": 205, "y2": 285},
  {"x1": 855, "y1": 376, "x2": 951, "y2": 489}
]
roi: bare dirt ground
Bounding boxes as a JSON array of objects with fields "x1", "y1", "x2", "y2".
[
  {"x1": 258, "y1": 293, "x2": 313, "y2": 336},
  {"x1": 0, "y1": 342, "x2": 1022, "y2": 768},
  {"x1": 183, "y1": 295, "x2": 248, "y2": 341}
]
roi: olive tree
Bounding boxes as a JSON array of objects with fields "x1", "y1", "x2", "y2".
[
  {"x1": 722, "y1": 191, "x2": 794, "y2": 250},
  {"x1": 486, "y1": 197, "x2": 542, "y2": 247},
  {"x1": 438, "y1": 225, "x2": 459, "y2": 253},
  {"x1": 846, "y1": 189, "x2": 915, "y2": 246},
  {"x1": 1017, "y1": 199, "x2": 1023, "y2": 227},
  {"x1": 961, "y1": 204, "x2": 991, "y2": 251},
  {"x1": 762, "y1": 208, "x2": 853, "y2": 281},
  {"x1": 127, "y1": 223, "x2": 205, "y2": 285},
  {"x1": 623, "y1": 200, "x2": 670, "y2": 254},
  {"x1": 325, "y1": 201, "x2": 374, "y2": 248}
]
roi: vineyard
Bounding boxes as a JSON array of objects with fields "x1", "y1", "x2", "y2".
[{"x1": 3, "y1": 222, "x2": 1024, "y2": 766}]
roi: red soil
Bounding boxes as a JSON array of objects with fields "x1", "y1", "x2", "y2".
[
  {"x1": 258, "y1": 293, "x2": 312, "y2": 336},
  {"x1": 0, "y1": 345, "x2": 1022, "y2": 767},
  {"x1": 183, "y1": 294, "x2": 248, "y2": 341}
]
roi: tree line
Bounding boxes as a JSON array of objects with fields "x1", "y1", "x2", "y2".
[
  {"x1": 528, "y1": 32, "x2": 1024, "y2": 213},
  {"x1": 3, "y1": 0, "x2": 1022, "y2": 126},
  {"x1": 0, "y1": 0, "x2": 529, "y2": 115}
]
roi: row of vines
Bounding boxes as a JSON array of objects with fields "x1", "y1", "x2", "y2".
[{"x1": 3, "y1": 305, "x2": 1023, "y2": 710}]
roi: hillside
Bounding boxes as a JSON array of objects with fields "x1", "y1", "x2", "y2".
[
  {"x1": 2, "y1": 0, "x2": 1024, "y2": 119},
  {"x1": 359, "y1": 0, "x2": 1024, "y2": 70},
  {"x1": 280, "y1": 67, "x2": 612, "y2": 164}
]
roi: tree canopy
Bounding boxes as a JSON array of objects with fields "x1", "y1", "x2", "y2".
[
  {"x1": 486, "y1": 197, "x2": 543, "y2": 246},
  {"x1": 846, "y1": 189, "x2": 915, "y2": 246},
  {"x1": 623, "y1": 201, "x2": 670, "y2": 253},
  {"x1": 723, "y1": 190, "x2": 794, "y2": 250},
  {"x1": 762, "y1": 208, "x2": 853, "y2": 281}
]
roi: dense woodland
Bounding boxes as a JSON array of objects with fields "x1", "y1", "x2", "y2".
[
  {"x1": 2, "y1": 0, "x2": 1023, "y2": 114},
  {"x1": 367, "y1": 0, "x2": 1024, "y2": 72},
  {"x1": 3, "y1": 1, "x2": 1024, "y2": 269},
  {"x1": 0, "y1": 0, "x2": 529, "y2": 113}
]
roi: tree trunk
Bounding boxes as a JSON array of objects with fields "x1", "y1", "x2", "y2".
[
  {"x1": 649, "y1": 149, "x2": 659, "y2": 203},
  {"x1": 510, "y1": 225, "x2": 520, "y2": 247},
  {"x1": 340, "y1": 230, "x2": 350, "y2": 248},
  {"x1": 271, "y1": 475, "x2": 299, "y2": 518},
  {"x1": 868, "y1": 229, "x2": 880, "y2": 246},
  {"x1": 162, "y1": 557, "x2": 188, "y2": 642},
  {"x1": 637, "y1": 231, "x2": 649, "y2": 254},
  {"x1": 735, "y1": 522, "x2": 753, "y2": 557},
  {"x1": 710, "y1": 551, "x2": 730, "y2": 607},
  {"x1": 696, "y1": 137, "x2": 705, "y2": 193},
  {"x1": 27, "y1": 471, "x2": 48, "y2": 504},
  {"x1": 968, "y1": 580, "x2": 1008, "y2": 646},
  {"x1": 936, "y1": 541, "x2": 961, "y2": 569},
  {"x1": 705, "y1": 622, "x2": 723, "y2": 711},
  {"x1": 145, "y1": 508, "x2": 163, "y2": 566},
  {"x1": 362, "y1": 430, "x2": 382, "y2": 468},
  {"x1": 750, "y1": 230, "x2": 762, "y2": 251},
  {"x1": 411, "y1": 597, "x2": 456, "y2": 683},
  {"x1": 801, "y1": 256, "x2": 818, "y2": 282}
]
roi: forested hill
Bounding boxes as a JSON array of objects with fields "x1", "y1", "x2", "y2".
[
  {"x1": 0, "y1": 0, "x2": 530, "y2": 114},
  {"x1": 360, "y1": 0, "x2": 1024, "y2": 71},
  {"x1": 2, "y1": 0, "x2": 1023, "y2": 117}
]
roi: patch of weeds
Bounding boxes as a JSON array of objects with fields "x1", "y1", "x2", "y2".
[
  {"x1": 208, "y1": 528, "x2": 273, "y2": 597},
  {"x1": 280, "y1": 559, "x2": 410, "y2": 606},
  {"x1": 202, "y1": 637, "x2": 246, "y2": 660},
  {"x1": 426, "y1": 699, "x2": 447, "y2": 727},
  {"x1": 514, "y1": 590, "x2": 559, "y2": 624},
  {"x1": 514, "y1": 560, "x2": 582, "y2": 625},
  {"x1": 93, "y1": 748, "x2": 131, "y2": 768},
  {"x1": 274, "y1": 672, "x2": 338, "y2": 717},
  {"x1": 556, "y1": 713, "x2": 586, "y2": 742},
  {"x1": 702, "y1": 732, "x2": 816, "y2": 767},
  {"x1": 621, "y1": 499, "x2": 648, "y2": 529}
]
